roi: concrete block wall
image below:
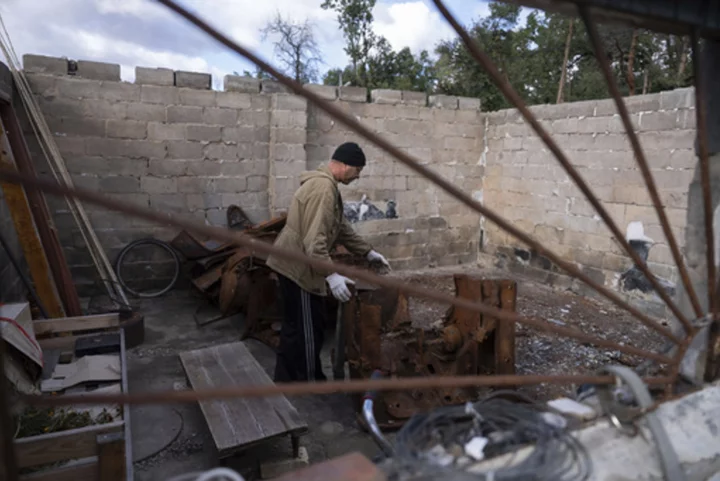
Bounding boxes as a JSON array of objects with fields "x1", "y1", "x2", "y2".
[
  {"x1": 305, "y1": 86, "x2": 484, "y2": 269},
  {"x1": 482, "y1": 88, "x2": 696, "y2": 290},
  {"x1": 19, "y1": 54, "x2": 485, "y2": 292}
]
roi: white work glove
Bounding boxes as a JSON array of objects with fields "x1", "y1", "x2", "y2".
[
  {"x1": 366, "y1": 249, "x2": 391, "y2": 269},
  {"x1": 326, "y1": 273, "x2": 355, "y2": 302}
]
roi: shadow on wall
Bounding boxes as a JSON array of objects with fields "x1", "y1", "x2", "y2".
[{"x1": 343, "y1": 194, "x2": 397, "y2": 223}]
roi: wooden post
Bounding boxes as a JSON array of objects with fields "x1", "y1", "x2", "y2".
[
  {"x1": 496, "y1": 280, "x2": 517, "y2": 375},
  {"x1": 0, "y1": 104, "x2": 82, "y2": 317},
  {"x1": 97, "y1": 432, "x2": 126, "y2": 481},
  {"x1": 0, "y1": 117, "x2": 65, "y2": 318}
]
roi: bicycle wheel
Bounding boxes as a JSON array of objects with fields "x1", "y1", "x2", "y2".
[{"x1": 114, "y1": 238, "x2": 181, "y2": 298}]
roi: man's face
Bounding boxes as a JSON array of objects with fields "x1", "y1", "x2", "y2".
[{"x1": 340, "y1": 165, "x2": 363, "y2": 184}]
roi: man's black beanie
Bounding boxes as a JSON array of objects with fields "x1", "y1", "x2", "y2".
[{"x1": 332, "y1": 142, "x2": 366, "y2": 167}]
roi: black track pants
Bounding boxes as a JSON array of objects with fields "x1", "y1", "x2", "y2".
[{"x1": 273, "y1": 274, "x2": 327, "y2": 383}]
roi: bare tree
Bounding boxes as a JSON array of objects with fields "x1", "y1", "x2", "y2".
[{"x1": 261, "y1": 13, "x2": 323, "y2": 84}]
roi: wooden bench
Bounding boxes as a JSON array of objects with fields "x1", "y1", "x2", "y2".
[{"x1": 179, "y1": 341, "x2": 308, "y2": 460}]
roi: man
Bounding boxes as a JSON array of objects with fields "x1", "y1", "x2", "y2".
[{"x1": 266, "y1": 142, "x2": 391, "y2": 383}]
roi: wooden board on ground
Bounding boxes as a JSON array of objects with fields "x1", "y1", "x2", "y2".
[{"x1": 179, "y1": 341, "x2": 308, "y2": 458}]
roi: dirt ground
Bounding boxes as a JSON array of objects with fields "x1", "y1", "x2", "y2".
[{"x1": 111, "y1": 263, "x2": 671, "y2": 479}]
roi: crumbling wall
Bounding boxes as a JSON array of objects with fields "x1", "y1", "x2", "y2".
[
  {"x1": 0, "y1": 60, "x2": 27, "y2": 303},
  {"x1": 19, "y1": 54, "x2": 485, "y2": 293},
  {"x1": 482, "y1": 88, "x2": 696, "y2": 294}
]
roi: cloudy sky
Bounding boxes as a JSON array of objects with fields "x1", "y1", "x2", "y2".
[{"x1": 0, "y1": 0, "x2": 526, "y2": 89}]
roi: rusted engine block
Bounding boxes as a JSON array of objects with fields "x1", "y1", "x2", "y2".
[{"x1": 343, "y1": 274, "x2": 517, "y2": 428}]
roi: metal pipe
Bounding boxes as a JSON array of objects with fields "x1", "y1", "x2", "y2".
[
  {"x1": 20, "y1": 373, "x2": 674, "y2": 408},
  {"x1": 363, "y1": 370, "x2": 394, "y2": 457},
  {"x1": 0, "y1": 167, "x2": 677, "y2": 362},
  {"x1": 153, "y1": 0, "x2": 682, "y2": 345}
]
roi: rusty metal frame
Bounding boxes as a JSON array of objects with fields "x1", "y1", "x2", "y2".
[{"x1": 0, "y1": 0, "x2": 715, "y2": 444}]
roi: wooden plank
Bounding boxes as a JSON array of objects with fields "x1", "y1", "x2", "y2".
[
  {"x1": 179, "y1": 341, "x2": 307, "y2": 458},
  {"x1": 33, "y1": 314, "x2": 120, "y2": 337},
  {"x1": 19, "y1": 459, "x2": 97, "y2": 481},
  {"x1": 496, "y1": 280, "x2": 517, "y2": 376},
  {"x1": 0, "y1": 123, "x2": 65, "y2": 318},
  {"x1": 14, "y1": 421, "x2": 124, "y2": 469},
  {"x1": 119, "y1": 329, "x2": 134, "y2": 481},
  {"x1": 97, "y1": 432, "x2": 125, "y2": 481},
  {"x1": 0, "y1": 104, "x2": 82, "y2": 317}
]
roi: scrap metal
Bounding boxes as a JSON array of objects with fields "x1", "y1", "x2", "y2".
[{"x1": 343, "y1": 274, "x2": 518, "y2": 427}]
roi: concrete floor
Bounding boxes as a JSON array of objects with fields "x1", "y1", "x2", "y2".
[{"x1": 124, "y1": 290, "x2": 382, "y2": 481}]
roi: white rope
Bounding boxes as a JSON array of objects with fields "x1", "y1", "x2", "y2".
[
  {"x1": 165, "y1": 467, "x2": 246, "y2": 481},
  {"x1": 0, "y1": 13, "x2": 130, "y2": 307}
]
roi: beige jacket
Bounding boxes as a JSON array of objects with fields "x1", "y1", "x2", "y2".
[{"x1": 266, "y1": 164, "x2": 373, "y2": 296}]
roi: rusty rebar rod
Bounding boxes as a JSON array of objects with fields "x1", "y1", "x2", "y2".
[
  {"x1": 22, "y1": 374, "x2": 673, "y2": 408},
  {"x1": 0, "y1": 168, "x2": 679, "y2": 359},
  {"x1": 430, "y1": 0, "x2": 694, "y2": 334},
  {"x1": 691, "y1": 29, "x2": 716, "y2": 317},
  {"x1": 580, "y1": 6, "x2": 702, "y2": 329},
  {"x1": 154, "y1": 0, "x2": 679, "y2": 344}
]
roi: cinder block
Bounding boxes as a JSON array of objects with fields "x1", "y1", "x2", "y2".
[
  {"x1": 166, "y1": 141, "x2": 204, "y2": 159},
  {"x1": 148, "y1": 122, "x2": 185, "y2": 141},
  {"x1": 179, "y1": 88, "x2": 216, "y2": 107},
  {"x1": 141, "y1": 176, "x2": 178, "y2": 194},
  {"x1": 167, "y1": 105, "x2": 203, "y2": 123},
  {"x1": 221, "y1": 126, "x2": 255, "y2": 143},
  {"x1": 126, "y1": 103, "x2": 166, "y2": 122},
  {"x1": 247, "y1": 175, "x2": 268, "y2": 192},
  {"x1": 202, "y1": 107, "x2": 237, "y2": 126},
  {"x1": 659, "y1": 87, "x2": 694, "y2": 111},
  {"x1": 216, "y1": 92, "x2": 252, "y2": 109},
  {"x1": 304, "y1": 84, "x2": 337, "y2": 100},
  {"x1": 75, "y1": 60, "x2": 120, "y2": 81},
  {"x1": 106, "y1": 120, "x2": 147, "y2": 139},
  {"x1": 174, "y1": 70, "x2": 211, "y2": 89},
  {"x1": 186, "y1": 124, "x2": 222, "y2": 142},
  {"x1": 23, "y1": 54, "x2": 68, "y2": 75},
  {"x1": 135, "y1": 67, "x2": 174, "y2": 86},
  {"x1": 100, "y1": 82, "x2": 140, "y2": 101},
  {"x1": 55, "y1": 77, "x2": 100, "y2": 99},
  {"x1": 272, "y1": 94, "x2": 307, "y2": 111},
  {"x1": 339, "y1": 86, "x2": 367, "y2": 102},
  {"x1": 429, "y1": 94, "x2": 459, "y2": 109},
  {"x1": 402, "y1": 91, "x2": 426, "y2": 106},
  {"x1": 458, "y1": 96, "x2": 481, "y2": 110},
  {"x1": 98, "y1": 175, "x2": 140, "y2": 193},
  {"x1": 639, "y1": 111, "x2": 679, "y2": 131},
  {"x1": 262, "y1": 80, "x2": 290, "y2": 93},
  {"x1": 371, "y1": 89, "x2": 402, "y2": 104},
  {"x1": 224, "y1": 74, "x2": 260, "y2": 93},
  {"x1": 141, "y1": 85, "x2": 179, "y2": 105}
]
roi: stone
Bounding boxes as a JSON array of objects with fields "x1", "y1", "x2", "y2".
[
  {"x1": 174, "y1": 70, "x2": 211, "y2": 89},
  {"x1": 224, "y1": 75, "x2": 260, "y2": 93},
  {"x1": 23, "y1": 54, "x2": 68, "y2": 75},
  {"x1": 75, "y1": 60, "x2": 120, "y2": 81},
  {"x1": 429, "y1": 94, "x2": 459, "y2": 109},
  {"x1": 135, "y1": 67, "x2": 174, "y2": 86},
  {"x1": 371, "y1": 89, "x2": 402, "y2": 104},
  {"x1": 339, "y1": 86, "x2": 367, "y2": 102}
]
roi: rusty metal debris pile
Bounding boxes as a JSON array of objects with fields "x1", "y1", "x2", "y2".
[{"x1": 343, "y1": 274, "x2": 517, "y2": 427}]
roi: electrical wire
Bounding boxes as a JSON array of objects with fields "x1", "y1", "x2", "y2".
[{"x1": 389, "y1": 396, "x2": 592, "y2": 481}]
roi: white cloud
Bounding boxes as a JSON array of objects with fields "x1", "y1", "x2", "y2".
[{"x1": 373, "y1": 1, "x2": 456, "y2": 54}]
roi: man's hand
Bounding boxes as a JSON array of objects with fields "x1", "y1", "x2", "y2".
[
  {"x1": 326, "y1": 273, "x2": 355, "y2": 302},
  {"x1": 367, "y1": 249, "x2": 391, "y2": 270}
]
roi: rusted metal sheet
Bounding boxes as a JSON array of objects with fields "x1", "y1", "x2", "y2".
[
  {"x1": 344, "y1": 274, "x2": 517, "y2": 427},
  {"x1": 0, "y1": 104, "x2": 81, "y2": 317}
]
